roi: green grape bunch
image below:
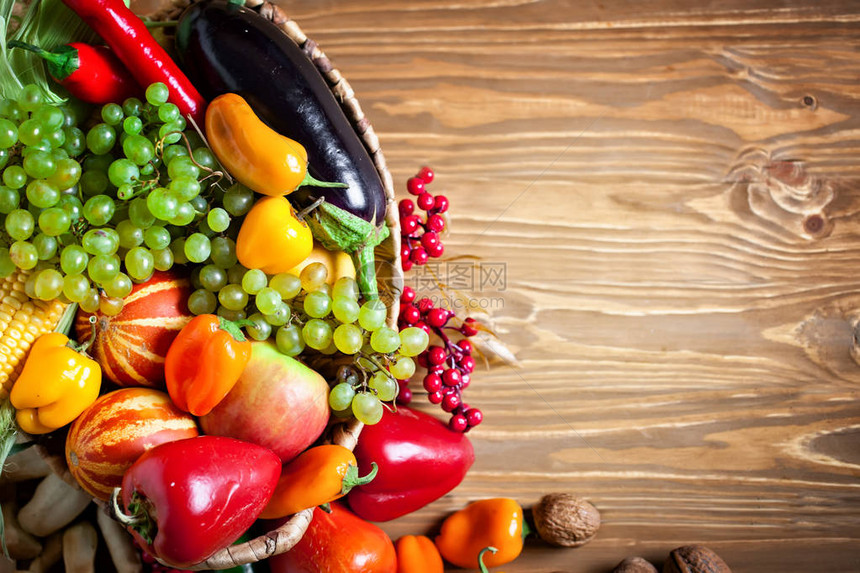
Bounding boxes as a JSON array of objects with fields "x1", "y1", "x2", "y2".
[
  {"x1": 1, "y1": 83, "x2": 424, "y2": 420},
  {"x1": 0, "y1": 82, "x2": 234, "y2": 315},
  {"x1": 183, "y1": 254, "x2": 430, "y2": 426}
]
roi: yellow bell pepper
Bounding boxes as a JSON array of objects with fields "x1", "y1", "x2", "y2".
[
  {"x1": 287, "y1": 242, "x2": 356, "y2": 284},
  {"x1": 236, "y1": 196, "x2": 314, "y2": 275},
  {"x1": 10, "y1": 331, "x2": 101, "y2": 434}
]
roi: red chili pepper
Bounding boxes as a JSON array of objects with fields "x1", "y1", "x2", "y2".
[
  {"x1": 61, "y1": 0, "x2": 206, "y2": 124},
  {"x1": 347, "y1": 406, "x2": 475, "y2": 522},
  {"x1": 7, "y1": 41, "x2": 140, "y2": 105},
  {"x1": 114, "y1": 435, "x2": 280, "y2": 568},
  {"x1": 268, "y1": 502, "x2": 397, "y2": 573}
]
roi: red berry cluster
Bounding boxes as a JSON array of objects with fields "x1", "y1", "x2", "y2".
[
  {"x1": 396, "y1": 285, "x2": 483, "y2": 432},
  {"x1": 399, "y1": 166, "x2": 448, "y2": 271}
]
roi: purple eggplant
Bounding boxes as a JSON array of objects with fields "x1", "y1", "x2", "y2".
[
  {"x1": 175, "y1": 0, "x2": 387, "y2": 225},
  {"x1": 175, "y1": 0, "x2": 390, "y2": 298}
]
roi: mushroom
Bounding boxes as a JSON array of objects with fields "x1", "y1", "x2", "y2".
[{"x1": 531, "y1": 493, "x2": 601, "y2": 547}]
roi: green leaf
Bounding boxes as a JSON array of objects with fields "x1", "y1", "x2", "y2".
[{"x1": 0, "y1": 400, "x2": 19, "y2": 559}]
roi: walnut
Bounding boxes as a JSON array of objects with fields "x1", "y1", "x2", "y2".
[
  {"x1": 663, "y1": 545, "x2": 732, "y2": 573},
  {"x1": 612, "y1": 557, "x2": 659, "y2": 573},
  {"x1": 531, "y1": 493, "x2": 600, "y2": 547}
]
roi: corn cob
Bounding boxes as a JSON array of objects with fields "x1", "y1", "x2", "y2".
[{"x1": 0, "y1": 269, "x2": 69, "y2": 400}]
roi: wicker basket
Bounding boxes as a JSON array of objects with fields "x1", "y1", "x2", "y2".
[{"x1": 30, "y1": 0, "x2": 403, "y2": 569}]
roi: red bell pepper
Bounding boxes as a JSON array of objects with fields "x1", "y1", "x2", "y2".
[
  {"x1": 114, "y1": 435, "x2": 280, "y2": 568},
  {"x1": 61, "y1": 0, "x2": 206, "y2": 125},
  {"x1": 268, "y1": 502, "x2": 397, "y2": 573},
  {"x1": 347, "y1": 406, "x2": 474, "y2": 522},
  {"x1": 7, "y1": 41, "x2": 140, "y2": 104}
]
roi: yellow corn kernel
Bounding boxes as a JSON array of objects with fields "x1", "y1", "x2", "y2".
[{"x1": 0, "y1": 269, "x2": 69, "y2": 400}]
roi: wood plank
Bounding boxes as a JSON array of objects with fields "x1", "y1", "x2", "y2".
[{"x1": 136, "y1": 0, "x2": 860, "y2": 570}]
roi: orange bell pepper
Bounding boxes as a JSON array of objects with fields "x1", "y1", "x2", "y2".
[
  {"x1": 259, "y1": 444, "x2": 377, "y2": 519},
  {"x1": 164, "y1": 314, "x2": 252, "y2": 416},
  {"x1": 396, "y1": 535, "x2": 444, "y2": 573},
  {"x1": 205, "y1": 93, "x2": 346, "y2": 197},
  {"x1": 434, "y1": 498, "x2": 528, "y2": 569},
  {"x1": 10, "y1": 331, "x2": 101, "y2": 435}
]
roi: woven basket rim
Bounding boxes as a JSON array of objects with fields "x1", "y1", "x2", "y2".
[
  {"x1": 34, "y1": 0, "x2": 403, "y2": 569},
  {"x1": 146, "y1": 1, "x2": 402, "y2": 568}
]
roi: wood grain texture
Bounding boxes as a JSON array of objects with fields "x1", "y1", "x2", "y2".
[{"x1": 159, "y1": 0, "x2": 860, "y2": 570}]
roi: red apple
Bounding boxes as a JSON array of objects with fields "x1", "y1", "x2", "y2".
[{"x1": 200, "y1": 341, "x2": 330, "y2": 463}]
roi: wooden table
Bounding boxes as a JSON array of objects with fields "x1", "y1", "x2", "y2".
[{"x1": 274, "y1": 1, "x2": 860, "y2": 571}]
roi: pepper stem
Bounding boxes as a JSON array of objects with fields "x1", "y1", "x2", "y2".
[
  {"x1": 340, "y1": 461, "x2": 378, "y2": 495},
  {"x1": 218, "y1": 316, "x2": 255, "y2": 342},
  {"x1": 478, "y1": 546, "x2": 498, "y2": 573},
  {"x1": 521, "y1": 515, "x2": 533, "y2": 539},
  {"x1": 296, "y1": 196, "x2": 326, "y2": 222},
  {"x1": 109, "y1": 488, "x2": 156, "y2": 544},
  {"x1": 298, "y1": 169, "x2": 349, "y2": 190},
  {"x1": 6, "y1": 41, "x2": 77, "y2": 81},
  {"x1": 68, "y1": 315, "x2": 97, "y2": 356}
]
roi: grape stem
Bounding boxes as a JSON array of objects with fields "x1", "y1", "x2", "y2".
[
  {"x1": 354, "y1": 349, "x2": 400, "y2": 415},
  {"x1": 355, "y1": 351, "x2": 392, "y2": 382},
  {"x1": 184, "y1": 113, "x2": 234, "y2": 187},
  {"x1": 156, "y1": 130, "x2": 226, "y2": 187}
]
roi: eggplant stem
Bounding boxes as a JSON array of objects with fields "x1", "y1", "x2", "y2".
[{"x1": 353, "y1": 243, "x2": 379, "y2": 300}]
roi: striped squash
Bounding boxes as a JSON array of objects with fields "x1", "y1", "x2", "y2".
[
  {"x1": 65, "y1": 387, "x2": 199, "y2": 500},
  {"x1": 74, "y1": 270, "x2": 194, "y2": 388}
]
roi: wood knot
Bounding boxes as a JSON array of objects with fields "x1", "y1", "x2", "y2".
[
  {"x1": 729, "y1": 150, "x2": 834, "y2": 239},
  {"x1": 802, "y1": 95, "x2": 818, "y2": 110},
  {"x1": 803, "y1": 214, "x2": 825, "y2": 235},
  {"x1": 803, "y1": 427, "x2": 860, "y2": 468}
]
